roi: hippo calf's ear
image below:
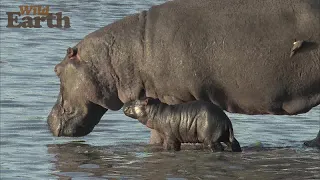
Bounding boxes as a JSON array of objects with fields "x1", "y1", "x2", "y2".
[{"x1": 143, "y1": 97, "x2": 151, "y2": 105}]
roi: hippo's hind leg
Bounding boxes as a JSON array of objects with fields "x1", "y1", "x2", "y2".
[
  {"x1": 211, "y1": 142, "x2": 224, "y2": 152},
  {"x1": 163, "y1": 135, "x2": 181, "y2": 151},
  {"x1": 225, "y1": 137, "x2": 242, "y2": 152},
  {"x1": 204, "y1": 139, "x2": 224, "y2": 152},
  {"x1": 304, "y1": 130, "x2": 320, "y2": 149}
]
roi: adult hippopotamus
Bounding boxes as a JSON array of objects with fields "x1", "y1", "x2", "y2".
[{"x1": 47, "y1": 0, "x2": 320, "y2": 148}]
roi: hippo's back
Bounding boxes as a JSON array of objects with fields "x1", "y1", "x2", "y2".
[
  {"x1": 141, "y1": 0, "x2": 320, "y2": 114},
  {"x1": 174, "y1": 100, "x2": 231, "y2": 122}
]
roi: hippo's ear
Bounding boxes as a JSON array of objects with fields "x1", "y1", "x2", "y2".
[
  {"x1": 143, "y1": 98, "x2": 149, "y2": 105},
  {"x1": 67, "y1": 47, "x2": 79, "y2": 60},
  {"x1": 143, "y1": 97, "x2": 151, "y2": 105}
]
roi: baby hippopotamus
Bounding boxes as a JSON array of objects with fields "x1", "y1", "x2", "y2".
[{"x1": 123, "y1": 97, "x2": 242, "y2": 152}]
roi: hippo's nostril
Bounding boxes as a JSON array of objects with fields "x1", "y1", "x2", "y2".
[{"x1": 54, "y1": 64, "x2": 62, "y2": 76}]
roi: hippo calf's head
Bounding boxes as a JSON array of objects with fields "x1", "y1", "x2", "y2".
[
  {"x1": 123, "y1": 98, "x2": 161, "y2": 121},
  {"x1": 123, "y1": 99, "x2": 148, "y2": 120},
  {"x1": 48, "y1": 46, "x2": 123, "y2": 137}
]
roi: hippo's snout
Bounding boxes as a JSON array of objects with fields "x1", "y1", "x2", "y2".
[
  {"x1": 123, "y1": 106, "x2": 132, "y2": 115},
  {"x1": 122, "y1": 104, "x2": 141, "y2": 119},
  {"x1": 47, "y1": 104, "x2": 62, "y2": 137},
  {"x1": 47, "y1": 95, "x2": 108, "y2": 137},
  {"x1": 54, "y1": 63, "x2": 63, "y2": 76},
  {"x1": 123, "y1": 106, "x2": 128, "y2": 113},
  {"x1": 123, "y1": 107, "x2": 132, "y2": 117}
]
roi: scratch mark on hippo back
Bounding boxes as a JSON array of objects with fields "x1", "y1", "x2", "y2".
[
  {"x1": 290, "y1": 39, "x2": 319, "y2": 58},
  {"x1": 290, "y1": 39, "x2": 304, "y2": 57}
]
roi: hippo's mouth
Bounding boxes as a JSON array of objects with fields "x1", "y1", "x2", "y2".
[{"x1": 47, "y1": 94, "x2": 108, "y2": 137}]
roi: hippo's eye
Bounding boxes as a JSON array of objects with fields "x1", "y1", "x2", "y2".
[
  {"x1": 65, "y1": 108, "x2": 72, "y2": 115},
  {"x1": 59, "y1": 104, "x2": 65, "y2": 114}
]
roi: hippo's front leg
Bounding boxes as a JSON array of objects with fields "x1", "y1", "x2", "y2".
[
  {"x1": 163, "y1": 135, "x2": 181, "y2": 151},
  {"x1": 150, "y1": 129, "x2": 164, "y2": 145},
  {"x1": 204, "y1": 139, "x2": 224, "y2": 152},
  {"x1": 304, "y1": 130, "x2": 320, "y2": 149},
  {"x1": 149, "y1": 97, "x2": 185, "y2": 145}
]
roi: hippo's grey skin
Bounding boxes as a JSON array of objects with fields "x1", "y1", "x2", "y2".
[
  {"x1": 47, "y1": 0, "x2": 320, "y2": 148},
  {"x1": 123, "y1": 98, "x2": 242, "y2": 152}
]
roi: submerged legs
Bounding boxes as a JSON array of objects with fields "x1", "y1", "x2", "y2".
[{"x1": 304, "y1": 130, "x2": 320, "y2": 149}]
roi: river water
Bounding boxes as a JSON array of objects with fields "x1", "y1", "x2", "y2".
[{"x1": 0, "y1": 0, "x2": 319, "y2": 179}]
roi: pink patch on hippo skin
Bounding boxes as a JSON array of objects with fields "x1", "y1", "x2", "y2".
[{"x1": 146, "y1": 120, "x2": 153, "y2": 129}]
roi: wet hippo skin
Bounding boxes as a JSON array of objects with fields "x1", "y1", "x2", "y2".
[
  {"x1": 123, "y1": 98, "x2": 242, "y2": 152},
  {"x1": 47, "y1": 0, "x2": 320, "y2": 148}
]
